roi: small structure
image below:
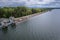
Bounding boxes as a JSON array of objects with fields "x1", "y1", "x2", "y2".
[
  {"x1": 9, "y1": 16, "x2": 16, "y2": 26},
  {"x1": 0, "y1": 16, "x2": 16, "y2": 29}
]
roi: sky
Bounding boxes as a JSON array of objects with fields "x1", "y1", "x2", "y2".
[{"x1": 0, "y1": 0, "x2": 60, "y2": 8}]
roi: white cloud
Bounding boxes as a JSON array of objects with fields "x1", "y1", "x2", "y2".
[
  {"x1": 26, "y1": 0, "x2": 55, "y2": 6},
  {"x1": 0, "y1": 0, "x2": 26, "y2": 2},
  {"x1": 0, "y1": 0, "x2": 55, "y2": 2},
  {"x1": 0, "y1": 0, "x2": 26, "y2": 6},
  {"x1": 0, "y1": 0, "x2": 60, "y2": 7}
]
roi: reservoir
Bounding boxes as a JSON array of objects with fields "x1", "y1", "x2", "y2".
[{"x1": 0, "y1": 9, "x2": 60, "y2": 40}]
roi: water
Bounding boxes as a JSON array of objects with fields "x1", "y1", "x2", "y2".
[{"x1": 0, "y1": 9, "x2": 60, "y2": 40}]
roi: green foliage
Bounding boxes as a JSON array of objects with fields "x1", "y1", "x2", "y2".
[{"x1": 0, "y1": 6, "x2": 52, "y2": 18}]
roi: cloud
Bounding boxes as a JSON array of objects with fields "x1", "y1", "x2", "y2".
[
  {"x1": 25, "y1": 0, "x2": 55, "y2": 6},
  {"x1": 0, "y1": 0, "x2": 55, "y2": 3},
  {"x1": 0, "y1": 0, "x2": 26, "y2": 2},
  {"x1": 27, "y1": 1, "x2": 60, "y2": 8},
  {"x1": 0, "y1": 0, "x2": 60, "y2": 7}
]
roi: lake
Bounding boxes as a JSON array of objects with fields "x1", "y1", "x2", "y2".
[{"x1": 0, "y1": 9, "x2": 60, "y2": 40}]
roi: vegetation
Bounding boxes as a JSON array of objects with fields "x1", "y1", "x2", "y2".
[{"x1": 0, "y1": 6, "x2": 52, "y2": 18}]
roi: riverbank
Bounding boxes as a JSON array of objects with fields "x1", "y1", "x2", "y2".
[
  {"x1": 0, "y1": 10, "x2": 52, "y2": 25},
  {"x1": 14, "y1": 11, "x2": 49, "y2": 24}
]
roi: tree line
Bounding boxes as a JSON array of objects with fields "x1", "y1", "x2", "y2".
[{"x1": 0, "y1": 6, "x2": 52, "y2": 18}]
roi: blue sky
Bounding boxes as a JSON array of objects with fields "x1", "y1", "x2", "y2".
[{"x1": 0, "y1": 0, "x2": 60, "y2": 8}]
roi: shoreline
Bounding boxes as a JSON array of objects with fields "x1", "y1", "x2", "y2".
[
  {"x1": 0, "y1": 11, "x2": 51, "y2": 25},
  {"x1": 14, "y1": 11, "x2": 48, "y2": 24}
]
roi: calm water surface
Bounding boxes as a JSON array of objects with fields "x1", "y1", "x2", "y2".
[{"x1": 0, "y1": 9, "x2": 60, "y2": 40}]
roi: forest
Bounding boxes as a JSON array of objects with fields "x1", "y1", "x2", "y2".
[{"x1": 0, "y1": 6, "x2": 52, "y2": 18}]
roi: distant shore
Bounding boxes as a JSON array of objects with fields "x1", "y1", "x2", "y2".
[
  {"x1": 0, "y1": 10, "x2": 51, "y2": 24},
  {"x1": 14, "y1": 11, "x2": 48, "y2": 24}
]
